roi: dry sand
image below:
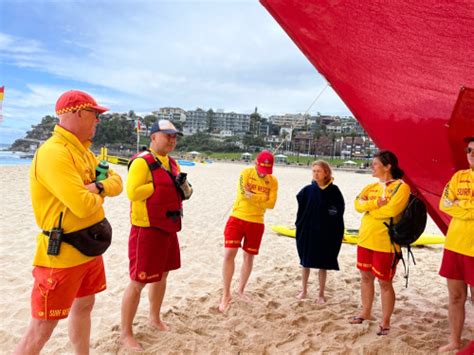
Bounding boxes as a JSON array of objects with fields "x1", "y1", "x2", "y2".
[{"x1": 0, "y1": 162, "x2": 472, "y2": 354}]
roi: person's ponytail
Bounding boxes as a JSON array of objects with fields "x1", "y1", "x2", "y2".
[{"x1": 374, "y1": 150, "x2": 404, "y2": 179}]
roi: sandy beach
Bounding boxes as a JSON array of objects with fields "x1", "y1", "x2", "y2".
[{"x1": 0, "y1": 161, "x2": 472, "y2": 354}]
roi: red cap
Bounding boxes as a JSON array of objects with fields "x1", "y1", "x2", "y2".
[
  {"x1": 55, "y1": 90, "x2": 109, "y2": 115},
  {"x1": 256, "y1": 150, "x2": 274, "y2": 175}
]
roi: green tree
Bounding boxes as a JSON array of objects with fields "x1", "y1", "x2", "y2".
[
  {"x1": 249, "y1": 107, "x2": 261, "y2": 136},
  {"x1": 143, "y1": 114, "x2": 157, "y2": 135},
  {"x1": 206, "y1": 109, "x2": 214, "y2": 133}
]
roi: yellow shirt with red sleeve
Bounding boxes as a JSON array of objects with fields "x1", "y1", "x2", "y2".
[
  {"x1": 30, "y1": 125, "x2": 123, "y2": 268},
  {"x1": 126, "y1": 149, "x2": 180, "y2": 227},
  {"x1": 439, "y1": 169, "x2": 474, "y2": 257},
  {"x1": 354, "y1": 179, "x2": 410, "y2": 253},
  {"x1": 230, "y1": 166, "x2": 278, "y2": 224}
]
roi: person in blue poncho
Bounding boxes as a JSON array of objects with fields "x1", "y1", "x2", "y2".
[{"x1": 295, "y1": 160, "x2": 345, "y2": 303}]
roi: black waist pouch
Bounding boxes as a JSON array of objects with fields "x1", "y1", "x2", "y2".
[{"x1": 44, "y1": 219, "x2": 112, "y2": 257}]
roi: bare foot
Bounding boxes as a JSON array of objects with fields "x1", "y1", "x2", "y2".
[
  {"x1": 148, "y1": 319, "x2": 169, "y2": 331},
  {"x1": 438, "y1": 342, "x2": 460, "y2": 353},
  {"x1": 296, "y1": 291, "x2": 307, "y2": 299},
  {"x1": 237, "y1": 292, "x2": 252, "y2": 303},
  {"x1": 219, "y1": 295, "x2": 232, "y2": 313},
  {"x1": 120, "y1": 334, "x2": 144, "y2": 351},
  {"x1": 316, "y1": 296, "x2": 326, "y2": 304}
]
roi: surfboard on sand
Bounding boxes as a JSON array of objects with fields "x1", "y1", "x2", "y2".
[{"x1": 271, "y1": 225, "x2": 445, "y2": 246}]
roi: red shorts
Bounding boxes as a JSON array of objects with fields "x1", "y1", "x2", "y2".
[
  {"x1": 224, "y1": 216, "x2": 264, "y2": 255},
  {"x1": 129, "y1": 226, "x2": 181, "y2": 284},
  {"x1": 31, "y1": 256, "x2": 106, "y2": 320},
  {"x1": 357, "y1": 246, "x2": 398, "y2": 281},
  {"x1": 439, "y1": 248, "x2": 474, "y2": 286}
]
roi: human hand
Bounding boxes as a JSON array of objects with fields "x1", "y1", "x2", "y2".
[
  {"x1": 377, "y1": 197, "x2": 388, "y2": 207},
  {"x1": 244, "y1": 190, "x2": 254, "y2": 199},
  {"x1": 85, "y1": 182, "x2": 100, "y2": 194}
]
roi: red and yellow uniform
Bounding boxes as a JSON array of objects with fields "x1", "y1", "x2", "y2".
[
  {"x1": 230, "y1": 166, "x2": 278, "y2": 224},
  {"x1": 126, "y1": 149, "x2": 182, "y2": 283},
  {"x1": 127, "y1": 149, "x2": 181, "y2": 227},
  {"x1": 30, "y1": 124, "x2": 123, "y2": 319},
  {"x1": 354, "y1": 180, "x2": 410, "y2": 253},
  {"x1": 439, "y1": 169, "x2": 474, "y2": 284},
  {"x1": 31, "y1": 125, "x2": 123, "y2": 268},
  {"x1": 225, "y1": 166, "x2": 278, "y2": 254},
  {"x1": 439, "y1": 169, "x2": 474, "y2": 257}
]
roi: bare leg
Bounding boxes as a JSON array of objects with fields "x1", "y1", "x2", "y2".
[
  {"x1": 68, "y1": 295, "x2": 95, "y2": 355},
  {"x1": 439, "y1": 279, "x2": 467, "y2": 352},
  {"x1": 237, "y1": 251, "x2": 255, "y2": 301},
  {"x1": 219, "y1": 247, "x2": 239, "y2": 312},
  {"x1": 120, "y1": 281, "x2": 146, "y2": 350},
  {"x1": 317, "y1": 269, "x2": 327, "y2": 304},
  {"x1": 470, "y1": 286, "x2": 474, "y2": 305},
  {"x1": 149, "y1": 273, "x2": 169, "y2": 331},
  {"x1": 297, "y1": 268, "x2": 310, "y2": 299},
  {"x1": 378, "y1": 279, "x2": 395, "y2": 330},
  {"x1": 14, "y1": 318, "x2": 58, "y2": 355},
  {"x1": 350, "y1": 270, "x2": 374, "y2": 322}
]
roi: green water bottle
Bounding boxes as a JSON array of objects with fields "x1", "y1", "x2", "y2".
[{"x1": 96, "y1": 160, "x2": 109, "y2": 181}]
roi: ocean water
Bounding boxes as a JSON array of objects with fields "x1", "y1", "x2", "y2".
[{"x1": 0, "y1": 151, "x2": 33, "y2": 166}]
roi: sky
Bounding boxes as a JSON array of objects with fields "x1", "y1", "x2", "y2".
[{"x1": 0, "y1": 0, "x2": 352, "y2": 144}]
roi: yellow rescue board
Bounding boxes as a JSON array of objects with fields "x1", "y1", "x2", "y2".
[{"x1": 271, "y1": 225, "x2": 445, "y2": 246}]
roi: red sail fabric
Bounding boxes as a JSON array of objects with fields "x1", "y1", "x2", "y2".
[{"x1": 261, "y1": 0, "x2": 474, "y2": 234}]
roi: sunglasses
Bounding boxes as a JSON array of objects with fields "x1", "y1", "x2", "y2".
[
  {"x1": 465, "y1": 147, "x2": 474, "y2": 154},
  {"x1": 82, "y1": 109, "x2": 101, "y2": 119}
]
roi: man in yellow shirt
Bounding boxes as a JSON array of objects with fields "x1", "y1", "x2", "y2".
[
  {"x1": 14, "y1": 90, "x2": 123, "y2": 354},
  {"x1": 438, "y1": 137, "x2": 474, "y2": 353},
  {"x1": 219, "y1": 150, "x2": 278, "y2": 312},
  {"x1": 121, "y1": 120, "x2": 185, "y2": 351}
]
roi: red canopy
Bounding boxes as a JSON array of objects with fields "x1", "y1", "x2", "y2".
[{"x1": 261, "y1": 0, "x2": 474, "y2": 233}]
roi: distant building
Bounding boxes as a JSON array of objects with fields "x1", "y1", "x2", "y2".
[
  {"x1": 293, "y1": 131, "x2": 313, "y2": 154},
  {"x1": 153, "y1": 107, "x2": 187, "y2": 123},
  {"x1": 258, "y1": 118, "x2": 270, "y2": 136},
  {"x1": 269, "y1": 114, "x2": 307, "y2": 129},
  {"x1": 183, "y1": 108, "x2": 250, "y2": 136},
  {"x1": 212, "y1": 111, "x2": 250, "y2": 135},
  {"x1": 341, "y1": 136, "x2": 378, "y2": 158},
  {"x1": 184, "y1": 108, "x2": 207, "y2": 134}
]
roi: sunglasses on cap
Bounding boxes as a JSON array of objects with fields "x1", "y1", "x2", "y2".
[{"x1": 465, "y1": 147, "x2": 474, "y2": 154}]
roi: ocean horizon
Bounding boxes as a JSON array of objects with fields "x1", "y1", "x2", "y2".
[{"x1": 0, "y1": 151, "x2": 33, "y2": 166}]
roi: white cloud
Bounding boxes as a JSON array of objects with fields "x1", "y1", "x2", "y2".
[{"x1": 0, "y1": 1, "x2": 352, "y2": 143}]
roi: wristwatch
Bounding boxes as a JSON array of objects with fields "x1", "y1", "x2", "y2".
[{"x1": 95, "y1": 181, "x2": 104, "y2": 194}]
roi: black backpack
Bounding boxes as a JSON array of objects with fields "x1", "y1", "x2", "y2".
[{"x1": 384, "y1": 187, "x2": 428, "y2": 287}]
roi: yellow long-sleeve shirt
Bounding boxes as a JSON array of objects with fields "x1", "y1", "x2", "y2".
[
  {"x1": 126, "y1": 149, "x2": 180, "y2": 227},
  {"x1": 439, "y1": 169, "x2": 474, "y2": 257},
  {"x1": 31, "y1": 125, "x2": 123, "y2": 268},
  {"x1": 354, "y1": 179, "x2": 410, "y2": 252},
  {"x1": 230, "y1": 166, "x2": 278, "y2": 224}
]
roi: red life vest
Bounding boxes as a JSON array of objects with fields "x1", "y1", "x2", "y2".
[{"x1": 129, "y1": 151, "x2": 182, "y2": 233}]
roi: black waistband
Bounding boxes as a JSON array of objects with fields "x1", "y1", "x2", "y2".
[{"x1": 42, "y1": 220, "x2": 106, "y2": 240}]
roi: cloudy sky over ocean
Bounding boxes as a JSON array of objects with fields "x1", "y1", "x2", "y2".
[{"x1": 0, "y1": 0, "x2": 351, "y2": 144}]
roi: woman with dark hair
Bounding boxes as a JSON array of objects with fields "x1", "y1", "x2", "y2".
[
  {"x1": 438, "y1": 137, "x2": 474, "y2": 353},
  {"x1": 350, "y1": 150, "x2": 410, "y2": 336},
  {"x1": 295, "y1": 160, "x2": 345, "y2": 304}
]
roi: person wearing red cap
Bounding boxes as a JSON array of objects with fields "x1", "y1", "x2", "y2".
[
  {"x1": 14, "y1": 90, "x2": 123, "y2": 354},
  {"x1": 438, "y1": 137, "x2": 474, "y2": 353},
  {"x1": 219, "y1": 150, "x2": 278, "y2": 312},
  {"x1": 120, "y1": 120, "x2": 186, "y2": 351}
]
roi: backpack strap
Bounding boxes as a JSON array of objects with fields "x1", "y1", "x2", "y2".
[
  {"x1": 391, "y1": 180, "x2": 403, "y2": 195},
  {"x1": 128, "y1": 151, "x2": 162, "y2": 171}
]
